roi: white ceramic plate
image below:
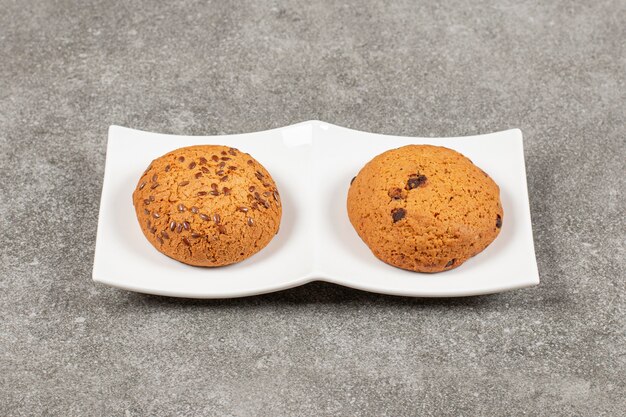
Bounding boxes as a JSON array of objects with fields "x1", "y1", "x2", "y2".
[{"x1": 93, "y1": 121, "x2": 539, "y2": 298}]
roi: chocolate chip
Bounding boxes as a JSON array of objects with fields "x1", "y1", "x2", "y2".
[
  {"x1": 228, "y1": 148, "x2": 237, "y2": 156},
  {"x1": 164, "y1": 164, "x2": 171, "y2": 172},
  {"x1": 150, "y1": 183, "x2": 159, "y2": 189},
  {"x1": 218, "y1": 162, "x2": 226, "y2": 168},
  {"x1": 218, "y1": 225, "x2": 227, "y2": 234},
  {"x1": 152, "y1": 212, "x2": 160, "y2": 219},
  {"x1": 157, "y1": 237, "x2": 164, "y2": 244},
  {"x1": 176, "y1": 224, "x2": 183, "y2": 233},
  {"x1": 212, "y1": 213, "x2": 221, "y2": 224},
  {"x1": 445, "y1": 259, "x2": 456, "y2": 267},
  {"x1": 149, "y1": 195, "x2": 155, "y2": 201},
  {"x1": 197, "y1": 191, "x2": 207, "y2": 196},
  {"x1": 221, "y1": 151, "x2": 227, "y2": 155},
  {"x1": 237, "y1": 206, "x2": 249, "y2": 213},
  {"x1": 182, "y1": 237, "x2": 190, "y2": 246},
  {"x1": 350, "y1": 176, "x2": 356, "y2": 185},
  {"x1": 199, "y1": 213, "x2": 209, "y2": 221},
  {"x1": 248, "y1": 186, "x2": 255, "y2": 192},
  {"x1": 195, "y1": 172, "x2": 202, "y2": 179},
  {"x1": 139, "y1": 182, "x2": 146, "y2": 190},
  {"x1": 496, "y1": 214, "x2": 502, "y2": 228},
  {"x1": 182, "y1": 221, "x2": 190, "y2": 230},
  {"x1": 169, "y1": 221, "x2": 176, "y2": 231},
  {"x1": 273, "y1": 191, "x2": 280, "y2": 202},
  {"x1": 191, "y1": 233, "x2": 201, "y2": 238},
  {"x1": 255, "y1": 171, "x2": 264, "y2": 180},
  {"x1": 161, "y1": 231, "x2": 169, "y2": 239},
  {"x1": 209, "y1": 190, "x2": 219, "y2": 196},
  {"x1": 178, "y1": 156, "x2": 185, "y2": 162},
  {"x1": 216, "y1": 170, "x2": 224, "y2": 176},
  {"x1": 222, "y1": 187, "x2": 231, "y2": 195},
  {"x1": 143, "y1": 199, "x2": 150, "y2": 205},
  {"x1": 189, "y1": 162, "x2": 196, "y2": 169},
  {"x1": 407, "y1": 174, "x2": 427, "y2": 190},
  {"x1": 388, "y1": 188, "x2": 403, "y2": 200},
  {"x1": 199, "y1": 157, "x2": 207, "y2": 165},
  {"x1": 178, "y1": 204, "x2": 186, "y2": 212},
  {"x1": 151, "y1": 174, "x2": 158, "y2": 183},
  {"x1": 201, "y1": 167, "x2": 210, "y2": 173},
  {"x1": 144, "y1": 209, "x2": 150, "y2": 215},
  {"x1": 391, "y1": 208, "x2": 406, "y2": 223},
  {"x1": 247, "y1": 160, "x2": 254, "y2": 165},
  {"x1": 247, "y1": 217, "x2": 254, "y2": 226},
  {"x1": 228, "y1": 166, "x2": 237, "y2": 171},
  {"x1": 179, "y1": 181, "x2": 189, "y2": 186},
  {"x1": 221, "y1": 157, "x2": 231, "y2": 161},
  {"x1": 211, "y1": 155, "x2": 219, "y2": 162},
  {"x1": 190, "y1": 206, "x2": 198, "y2": 214},
  {"x1": 150, "y1": 227, "x2": 157, "y2": 234},
  {"x1": 220, "y1": 175, "x2": 228, "y2": 182},
  {"x1": 263, "y1": 191, "x2": 271, "y2": 197}
]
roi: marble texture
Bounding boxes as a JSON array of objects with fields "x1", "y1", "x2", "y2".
[{"x1": 0, "y1": 0, "x2": 624, "y2": 415}]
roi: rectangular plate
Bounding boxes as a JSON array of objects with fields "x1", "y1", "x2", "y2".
[{"x1": 93, "y1": 121, "x2": 539, "y2": 298}]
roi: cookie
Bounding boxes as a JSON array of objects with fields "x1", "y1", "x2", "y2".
[
  {"x1": 132, "y1": 145, "x2": 281, "y2": 267},
  {"x1": 347, "y1": 145, "x2": 502, "y2": 273}
]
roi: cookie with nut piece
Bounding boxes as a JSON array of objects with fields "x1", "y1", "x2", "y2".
[
  {"x1": 347, "y1": 145, "x2": 503, "y2": 273},
  {"x1": 133, "y1": 145, "x2": 281, "y2": 266}
]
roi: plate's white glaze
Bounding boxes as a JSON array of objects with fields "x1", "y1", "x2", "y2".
[{"x1": 93, "y1": 121, "x2": 539, "y2": 298}]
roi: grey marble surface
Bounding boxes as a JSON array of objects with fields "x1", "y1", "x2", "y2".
[{"x1": 1, "y1": 1, "x2": 624, "y2": 416}]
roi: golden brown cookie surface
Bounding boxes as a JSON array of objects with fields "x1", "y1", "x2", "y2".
[
  {"x1": 132, "y1": 145, "x2": 281, "y2": 266},
  {"x1": 347, "y1": 145, "x2": 502, "y2": 273}
]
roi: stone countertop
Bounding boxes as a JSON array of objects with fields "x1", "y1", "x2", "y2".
[{"x1": 1, "y1": 1, "x2": 624, "y2": 416}]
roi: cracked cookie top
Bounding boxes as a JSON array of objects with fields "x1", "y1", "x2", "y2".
[
  {"x1": 347, "y1": 145, "x2": 502, "y2": 273},
  {"x1": 132, "y1": 145, "x2": 281, "y2": 267}
]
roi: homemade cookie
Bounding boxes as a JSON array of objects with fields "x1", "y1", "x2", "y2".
[
  {"x1": 347, "y1": 145, "x2": 502, "y2": 273},
  {"x1": 132, "y1": 145, "x2": 281, "y2": 266}
]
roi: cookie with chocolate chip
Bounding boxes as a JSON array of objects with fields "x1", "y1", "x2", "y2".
[
  {"x1": 133, "y1": 146, "x2": 281, "y2": 266},
  {"x1": 347, "y1": 145, "x2": 502, "y2": 273}
]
